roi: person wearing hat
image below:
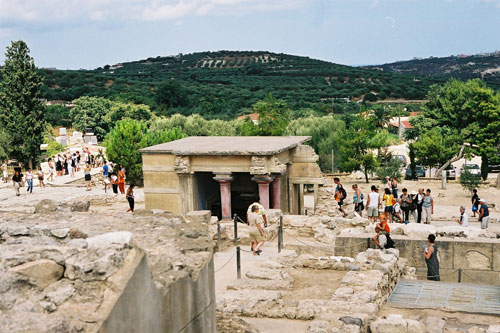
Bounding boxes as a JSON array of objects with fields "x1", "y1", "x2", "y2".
[
  {"x1": 422, "y1": 189, "x2": 434, "y2": 224},
  {"x1": 477, "y1": 198, "x2": 489, "y2": 229}
]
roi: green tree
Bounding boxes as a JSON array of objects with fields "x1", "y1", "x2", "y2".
[
  {"x1": 286, "y1": 114, "x2": 346, "y2": 171},
  {"x1": 106, "y1": 101, "x2": 154, "y2": 123},
  {"x1": 248, "y1": 94, "x2": 291, "y2": 136},
  {"x1": 0, "y1": 128, "x2": 11, "y2": 161},
  {"x1": 155, "y1": 80, "x2": 188, "y2": 109},
  {"x1": 70, "y1": 96, "x2": 113, "y2": 141},
  {"x1": 459, "y1": 169, "x2": 482, "y2": 193},
  {"x1": 337, "y1": 116, "x2": 386, "y2": 183},
  {"x1": 410, "y1": 127, "x2": 457, "y2": 176},
  {"x1": 419, "y1": 79, "x2": 500, "y2": 179},
  {"x1": 105, "y1": 119, "x2": 187, "y2": 182},
  {"x1": 104, "y1": 119, "x2": 147, "y2": 182},
  {"x1": 0, "y1": 41, "x2": 46, "y2": 167},
  {"x1": 44, "y1": 104, "x2": 72, "y2": 127}
]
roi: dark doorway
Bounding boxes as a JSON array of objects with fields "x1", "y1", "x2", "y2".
[
  {"x1": 231, "y1": 173, "x2": 259, "y2": 222},
  {"x1": 196, "y1": 172, "x2": 221, "y2": 220}
]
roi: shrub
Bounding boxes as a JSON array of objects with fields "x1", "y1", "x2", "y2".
[{"x1": 459, "y1": 169, "x2": 482, "y2": 193}]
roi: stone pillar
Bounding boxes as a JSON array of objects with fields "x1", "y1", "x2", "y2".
[
  {"x1": 252, "y1": 175, "x2": 274, "y2": 209},
  {"x1": 271, "y1": 174, "x2": 281, "y2": 209},
  {"x1": 213, "y1": 173, "x2": 233, "y2": 221}
]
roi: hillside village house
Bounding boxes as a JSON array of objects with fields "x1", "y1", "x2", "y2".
[{"x1": 140, "y1": 136, "x2": 323, "y2": 220}]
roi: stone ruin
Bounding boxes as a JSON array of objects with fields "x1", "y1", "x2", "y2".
[{"x1": 0, "y1": 204, "x2": 216, "y2": 332}]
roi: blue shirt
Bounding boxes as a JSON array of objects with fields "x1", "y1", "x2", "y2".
[
  {"x1": 103, "y1": 164, "x2": 109, "y2": 176},
  {"x1": 481, "y1": 204, "x2": 489, "y2": 217}
]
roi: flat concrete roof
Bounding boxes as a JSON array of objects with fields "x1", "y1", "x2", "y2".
[{"x1": 140, "y1": 136, "x2": 311, "y2": 156}]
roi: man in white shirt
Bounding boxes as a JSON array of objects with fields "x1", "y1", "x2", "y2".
[
  {"x1": 456, "y1": 206, "x2": 468, "y2": 227},
  {"x1": 366, "y1": 185, "x2": 381, "y2": 222}
]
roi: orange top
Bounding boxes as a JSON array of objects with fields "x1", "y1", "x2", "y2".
[
  {"x1": 118, "y1": 170, "x2": 125, "y2": 184},
  {"x1": 379, "y1": 220, "x2": 390, "y2": 233}
]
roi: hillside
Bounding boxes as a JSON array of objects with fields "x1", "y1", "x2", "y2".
[
  {"x1": 364, "y1": 51, "x2": 500, "y2": 90},
  {"x1": 38, "y1": 51, "x2": 444, "y2": 118}
]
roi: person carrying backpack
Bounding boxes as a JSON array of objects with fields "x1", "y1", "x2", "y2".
[
  {"x1": 352, "y1": 184, "x2": 364, "y2": 217},
  {"x1": 400, "y1": 188, "x2": 412, "y2": 224},
  {"x1": 334, "y1": 177, "x2": 347, "y2": 217}
]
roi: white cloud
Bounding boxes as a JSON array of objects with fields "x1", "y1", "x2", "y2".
[{"x1": 0, "y1": 0, "x2": 308, "y2": 23}]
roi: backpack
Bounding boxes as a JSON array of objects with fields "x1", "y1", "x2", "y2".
[{"x1": 385, "y1": 234, "x2": 395, "y2": 249}]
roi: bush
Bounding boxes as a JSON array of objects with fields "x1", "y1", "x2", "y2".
[
  {"x1": 375, "y1": 158, "x2": 403, "y2": 182},
  {"x1": 459, "y1": 169, "x2": 482, "y2": 193}
]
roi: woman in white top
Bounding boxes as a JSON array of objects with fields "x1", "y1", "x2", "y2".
[
  {"x1": 26, "y1": 168, "x2": 34, "y2": 194},
  {"x1": 248, "y1": 204, "x2": 265, "y2": 256},
  {"x1": 456, "y1": 206, "x2": 468, "y2": 227}
]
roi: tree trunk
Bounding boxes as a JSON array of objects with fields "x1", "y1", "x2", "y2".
[
  {"x1": 435, "y1": 143, "x2": 467, "y2": 177},
  {"x1": 481, "y1": 154, "x2": 488, "y2": 181},
  {"x1": 364, "y1": 165, "x2": 369, "y2": 183}
]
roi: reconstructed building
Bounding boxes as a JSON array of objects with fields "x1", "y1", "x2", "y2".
[{"x1": 141, "y1": 136, "x2": 323, "y2": 220}]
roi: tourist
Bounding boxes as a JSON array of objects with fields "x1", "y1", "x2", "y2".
[
  {"x1": 422, "y1": 189, "x2": 433, "y2": 224},
  {"x1": 391, "y1": 177, "x2": 399, "y2": 199},
  {"x1": 12, "y1": 170, "x2": 23, "y2": 196},
  {"x1": 409, "y1": 190, "x2": 418, "y2": 223},
  {"x1": 393, "y1": 198, "x2": 403, "y2": 223},
  {"x1": 75, "y1": 151, "x2": 81, "y2": 172},
  {"x1": 248, "y1": 204, "x2": 265, "y2": 256},
  {"x1": 37, "y1": 166, "x2": 45, "y2": 189},
  {"x1": 118, "y1": 166, "x2": 126, "y2": 194},
  {"x1": 366, "y1": 185, "x2": 380, "y2": 222},
  {"x1": 383, "y1": 188, "x2": 394, "y2": 223},
  {"x1": 63, "y1": 154, "x2": 69, "y2": 175},
  {"x1": 477, "y1": 198, "x2": 489, "y2": 229},
  {"x1": 111, "y1": 172, "x2": 119, "y2": 194},
  {"x1": 456, "y1": 206, "x2": 468, "y2": 227},
  {"x1": 247, "y1": 198, "x2": 268, "y2": 227},
  {"x1": 352, "y1": 184, "x2": 364, "y2": 217},
  {"x1": 55, "y1": 154, "x2": 63, "y2": 177},
  {"x1": 471, "y1": 189, "x2": 479, "y2": 217},
  {"x1": 424, "y1": 234, "x2": 440, "y2": 281},
  {"x1": 47, "y1": 158, "x2": 55, "y2": 182},
  {"x1": 384, "y1": 176, "x2": 392, "y2": 193},
  {"x1": 101, "y1": 161, "x2": 110, "y2": 193},
  {"x1": 25, "y1": 168, "x2": 34, "y2": 194},
  {"x1": 334, "y1": 177, "x2": 347, "y2": 217},
  {"x1": 70, "y1": 154, "x2": 76, "y2": 177},
  {"x1": 416, "y1": 188, "x2": 424, "y2": 224},
  {"x1": 400, "y1": 188, "x2": 412, "y2": 224},
  {"x1": 373, "y1": 213, "x2": 390, "y2": 249},
  {"x1": 84, "y1": 163, "x2": 92, "y2": 191},
  {"x1": 126, "y1": 183, "x2": 136, "y2": 212},
  {"x1": 1, "y1": 160, "x2": 7, "y2": 183}
]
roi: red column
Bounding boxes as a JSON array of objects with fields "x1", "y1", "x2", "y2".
[
  {"x1": 271, "y1": 174, "x2": 281, "y2": 209},
  {"x1": 253, "y1": 176, "x2": 273, "y2": 209},
  {"x1": 213, "y1": 173, "x2": 233, "y2": 221}
]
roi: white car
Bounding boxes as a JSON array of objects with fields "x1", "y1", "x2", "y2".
[{"x1": 459, "y1": 164, "x2": 481, "y2": 175}]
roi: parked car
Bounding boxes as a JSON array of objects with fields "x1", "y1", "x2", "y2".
[
  {"x1": 459, "y1": 164, "x2": 481, "y2": 176},
  {"x1": 488, "y1": 163, "x2": 500, "y2": 173},
  {"x1": 392, "y1": 155, "x2": 408, "y2": 167},
  {"x1": 405, "y1": 165, "x2": 426, "y2": 180},
  {"x1": 445, "y1": 164, "x2": 456, "y2": 180}
]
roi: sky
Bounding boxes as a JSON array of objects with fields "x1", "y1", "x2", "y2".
[{"x1": 0, "y1": 0, "x2": 499, "y2": 70}]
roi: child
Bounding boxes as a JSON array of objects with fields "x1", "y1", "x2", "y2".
[
  {"x1": 383, "y1": 188, "x2": 394, "y2": 223},
  {"x1": 126, "y1": 184, "x2": 136, "y2": 212},
  {"x1": 373, "y1": 213, "x2": 391, "y2": 249}
]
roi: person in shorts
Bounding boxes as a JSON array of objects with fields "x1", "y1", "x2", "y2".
[
  {"x1": 366, "y1": 185, "x2": 380, "y2": 222},
  {"x1": 37, "y1": 167, "x2": 45, "y2": 189},
  {"x1": 478, "y1": 198, "x2": 489, "y2": 229},
  {"x1": 84, "y1": 163, "x2": 92, "y2": 191},
  {"x1": 383, "y1": 188, "x2": 394, "y2": 223},
  {"x1": 1, "y1": 160, "x2": 8, "y2": 183},
  {"x1": 247, "y1": 198, "x2": 268, "y2": 227},
  {"x1": 101, "y1": 161, "x2": 110, "y2": 193},
  {"x1": 352, "y1": 184, "x2": 364, "y2": 216},
  {"x1": 126, "y1": 183, "x2": 136, "y2": 212},
  {"x1": 334, "y1": 178, "x2": 347, "y2": 217},
  {"x1": 248, "y1": 204, "x2": 265, "y2": 255}
]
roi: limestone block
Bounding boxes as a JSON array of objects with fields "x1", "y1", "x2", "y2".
[
  {"x1": 69, "y1": 200, "x2": 91, "y2": 212},
  {"x1": 7, "y1": 226, "x2": 29, "y2": 236},
  {"x1": 453, "y1": 241, "x2": 492, "y2": 271},
  {"x1": 67, "y1": 238, "x2": 88, "y2": 248},
  {"x1": 44, "y1": 283, "x2": 75, "y2": 305},
  {"x1": 86, "y1": 231, "x2": 133, "y2": 249},
  {"x1": 186, "y1": 210, "x2": 211, "y2": 224},
  {"x1": 423, "y1": 316, "x2": 446, "y2": 333},
  {"x1": 468, "y1": 228, "x2": 487, "y2": 239},
  {"x1": 284, "y1": 215, "x2": 309, "y2": 227},
  {"x1": 436, "y1": 226, "x2": 468, "y2": 238},
  {"x1": 267, "y1": 209, "x2": 282, "y2": 224},
  {"x1": 8, "y1": 259, "x2": 64, "y2": 290},
  {"x1": 387, "y1": 223, "x2": 405, "y2": 235},
  {"x1": 403, "y1": 224, "x2": 436, "y2": 239},
  {"x1": 245, "y1": 267, "x2": 291, "y2": 281},
  {"x1": 210, "y1": 216, "x2": 219, "y2": 224},
  {"x1": 34, "y1": 199, "x2": 58, "y2": 214},
  {"x1": 488, "y1": 325, "x2": 500, "y2": 333},
  {"x1": 227, "y1": 278, "x2": 293, "y2": 291},
  {"x1": 339, "y1": 228, "x2": 366, "y2": 237},
  {"x1": 50, "y1": 228, "x2": 70, "y2": 239}
]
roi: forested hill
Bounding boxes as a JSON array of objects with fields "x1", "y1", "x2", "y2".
[
  {"x1": 38, "y1": 51, "x2": 443, "y2": 118},
  {"x1": 363, "y1": 51, "x2": 500, "y2": 90}
]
